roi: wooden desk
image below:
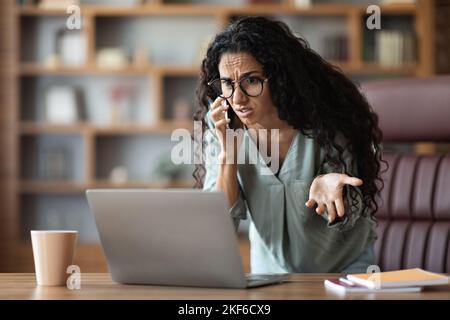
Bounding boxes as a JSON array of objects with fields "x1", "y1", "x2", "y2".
[{"x1": 1, "y1": 273, "x2": 450, "y2": 300}]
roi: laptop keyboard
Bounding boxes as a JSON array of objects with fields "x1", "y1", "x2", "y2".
[
  {"x1": 245, "y1": 273, "x2": 289, "y2": 282},
  {"x1": 246, "y1": 274, "x2": 273, "y2": 281}
]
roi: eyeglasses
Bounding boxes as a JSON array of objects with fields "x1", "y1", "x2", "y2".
[{"x1": 208, "y1": 76, "x2": 268, "y2": 99}]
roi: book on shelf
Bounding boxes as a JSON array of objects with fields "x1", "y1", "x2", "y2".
[
  {"x1": 374, "y1": 30, "x2": 416, "y2": 67},
  {"x1": 37, "y1": 0, "x2": 146, "y2": 8},
  {"x1": 324, "y1": 34, "x2": 348, "y2": 62},
  {"x1": 294, "y1": 0, "x2": 312, "y2": 7},
  {"x1": 381, "y1": 0, "x2": 416, "y2": 4},
  {"x1": 324, "y1": 278, "x2": 422, "y2": 294},
  {"x1": 37, "y1": 0, "x2": 80, "y2": 9},
  {"x1": 346, "y1": 268, "x2": 450, "y2": 289}
]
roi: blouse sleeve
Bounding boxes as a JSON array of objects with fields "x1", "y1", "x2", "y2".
[{"x1": 202, "y1": 111, "x2": 248, "y2": 230}]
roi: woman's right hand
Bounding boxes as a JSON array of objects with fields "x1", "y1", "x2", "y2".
[{"x1": 209, "y1": 97, "x2": 244, "y2": 163}]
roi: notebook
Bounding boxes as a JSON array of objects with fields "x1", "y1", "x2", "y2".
[
  {"x1": 346, "y1": 268, "x2": 450, "y2": 289},
  {"x1": 324, "y1": 278, "x2": 422, "y2": 294}
]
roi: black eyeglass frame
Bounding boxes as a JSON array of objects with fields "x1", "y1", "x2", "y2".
[{"x1": 207, "y1": 76, "x2": 269, "y2": 99}]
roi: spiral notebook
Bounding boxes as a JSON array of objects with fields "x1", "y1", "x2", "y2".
[{"x1": 346, "y1": 268, "x2": 450, "y2": 289}]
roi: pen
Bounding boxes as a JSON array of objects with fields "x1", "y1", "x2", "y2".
[{"x1": 339, "y1": 277, "x2": 355, "y2": 286}]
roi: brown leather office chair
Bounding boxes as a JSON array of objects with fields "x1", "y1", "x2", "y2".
[{"x1": 361, "y1": 75, "x2": 450, "y2": 273}]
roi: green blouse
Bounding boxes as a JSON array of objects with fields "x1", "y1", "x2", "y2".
[{"x1": 202, "y1": 113, "x2": 377, "y2": 273}]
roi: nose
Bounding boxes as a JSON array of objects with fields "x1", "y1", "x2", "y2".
[{"x1": 232, "y1": 84, "x2": 248, "y2": 106}]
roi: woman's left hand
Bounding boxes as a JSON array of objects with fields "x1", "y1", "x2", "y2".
[{"x1": 305, "y1": 173, "x2": 363, "y2": 223}]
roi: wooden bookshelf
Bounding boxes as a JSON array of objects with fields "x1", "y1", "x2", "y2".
[
  {"x1": 15, "y1": 3, "x2": 433, "y2": 76},
  {"x1": 0, "y1": 0, "x2": 440, "y2": 272}
]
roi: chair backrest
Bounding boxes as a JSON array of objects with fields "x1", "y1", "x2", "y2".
[{"x1": 361, "y1": 75, "x2": 450, "y2": 273}]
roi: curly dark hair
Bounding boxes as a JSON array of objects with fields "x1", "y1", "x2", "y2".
[{"x1": 193, "y1": 16, "x2": 385, "y2": 221}]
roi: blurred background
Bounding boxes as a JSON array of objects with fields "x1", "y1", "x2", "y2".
[{"x1": 0, "y1": 0, "x2": 449, "y2": 273}]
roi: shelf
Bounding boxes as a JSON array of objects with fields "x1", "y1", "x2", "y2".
[
  {"x1": 19, "y1": 63, "x2": 201, "y2": 77},
  {"x1": 157, "y1": 120, "x2": 195, "y2": 130},
  {"x1": 16, "y1": 3, "x2": 418, "y2": 17},
  {"x1": 91, "y1": 4, "x2": 226, "y2": 16},
  {"x1": 93, "y1": 123, "x2": 192, "y2": 135},
  {"x1": 226, "y1": 3, "x2": 353, "y2": 16},
  {"x1": 17, "y1": 5, "x2": 72, "y2": 16},
  {"x1": 325, "y1": 61, "x2": 417, "y2": 75},
  {"x1": 19, "y1": 122, "x2": 194, "y2": 135},
  {"x1": 91, "y1": 180, "x2": 194, "y2": 189},
  {"x1": 366, "y1": 4, "x2": 417, "y2": 15},
  {"x1": 19, "y1": 181, "x2": 87, "y2": 193},
  {"x1": 357, "y1": 63, "x2": 418, "y2": 75},
  {"x1": 155, "y1": 65, "x2": 200, "y2": 77},
  {"x1": 19, "y1": 63, "x2": 152, "y2": 76},
  {"x1": 20, "y1": 122, "x2": 90, "y2": 134},
  {"x1": 17, "y1": 4, "x2": 226, "y2": 16},
  {"x1": 19, "y1": 180, "x2": 194, "y2": 194},
  {"x1": 328, "y1": 61, "x2": 352, "y2": 72}
]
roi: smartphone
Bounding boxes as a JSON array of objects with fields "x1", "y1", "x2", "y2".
[
  {"x1": 207, "y1": 96, "x2": 239, "y2": 130},
  {"x1": 223, "y1": 100, "x2": 230, "y2": 129}
]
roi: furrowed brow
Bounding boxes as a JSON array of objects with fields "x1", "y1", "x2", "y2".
[{"x1": 220, "y1": 70, "x2": 260, "y2": 81}]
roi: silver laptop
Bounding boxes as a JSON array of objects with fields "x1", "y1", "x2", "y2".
[{"x1": 86, "y1": 189, "x2": 288, "y2": 288}]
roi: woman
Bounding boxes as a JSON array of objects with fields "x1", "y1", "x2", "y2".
[{"x1": 193, "y1": 16, "x2": 383, "y2": 274}]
